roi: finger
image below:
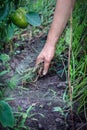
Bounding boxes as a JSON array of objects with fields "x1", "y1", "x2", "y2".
[
  {"x1": 43, "y1": 60, "x2": 50, "y2": 75},
  {"x1": 35, "y1": 57, "x2": 44, "y2": 76},
  {"x1": 38, "y1": 67, "x2": 43, "y2": 77},
  {"x1": 36, "y1": 57, "x2": 44, "y2": 66}
]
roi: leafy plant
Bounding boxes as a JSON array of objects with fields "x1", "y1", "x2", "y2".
[
  {"x1": 15, "y1": 105, "x2": 34, "y2": 129},
  {"x1": 0, "y1": 100, "x2": 15, "y2": 128},
  {"x1": 0, "y1": 53, "x2": 11, "y2": 89},
  {"x1": 14, "y1": 105, "x2": 44, "y2": 130},
  {"x1": 0, "y1": 0, "x2": 41, "y2": 52}
]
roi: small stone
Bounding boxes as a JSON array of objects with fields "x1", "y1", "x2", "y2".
[
  {"x1": 55, "y1": 118, "x2": 64, "y2": 125},
  {"x1": 38, "y1": 123, "x2": 45, "y2": 130}
]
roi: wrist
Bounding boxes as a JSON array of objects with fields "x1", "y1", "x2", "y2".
[
  {"x1": 45, "y1": 29, "x2": 60, "y2": 48},
  {"x1": 43, "y1": 41, "x2": 56, "y2": 51},
  {"x1": 45, "y1": 36, "x2": 58, "y2": 48}
]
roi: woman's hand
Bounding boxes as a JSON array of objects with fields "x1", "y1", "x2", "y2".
[{"x1": 36, "y1": 44, "x2": 55, "y2": 75}]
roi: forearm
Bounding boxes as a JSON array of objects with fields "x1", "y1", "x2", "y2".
[{"x1": 46, "y1": 0, "x2": 75, "y2": 47}]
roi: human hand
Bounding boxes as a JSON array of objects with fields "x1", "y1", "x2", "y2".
[{"x1": 36, "y1": 44, "x2": 55, "y2": 76}]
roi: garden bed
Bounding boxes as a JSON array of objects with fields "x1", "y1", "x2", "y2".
[{"x1": 1, "y1": 35, "x2": 87, "y2": 130}]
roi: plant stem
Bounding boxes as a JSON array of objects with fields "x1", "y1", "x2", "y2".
[
  {"x1": 68, "y1": 12, "x2": 73, "y2": 110},
  {"x1": 9, "y1": 40, "x2": 13, "y2": 55},
  {"x1": 68, "y1": 12, "x2": 75, "y2": 130}
]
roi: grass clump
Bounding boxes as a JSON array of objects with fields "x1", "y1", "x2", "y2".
[{"x1": 55, "y1": 0, "x2": 87, "y2": 118}]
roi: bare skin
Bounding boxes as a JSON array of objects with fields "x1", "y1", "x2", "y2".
[{"x1": 36, "y1": 0, "x2": 75, "y2": 75}]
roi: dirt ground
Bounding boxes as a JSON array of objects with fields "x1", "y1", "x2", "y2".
[{"x1": 1, "y1": 35, "x2": 87, "y2": 130}]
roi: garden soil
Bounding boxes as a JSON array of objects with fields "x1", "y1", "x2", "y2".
[{"x1": 1, "y1": 35, "x2": 87, "y2": 130}]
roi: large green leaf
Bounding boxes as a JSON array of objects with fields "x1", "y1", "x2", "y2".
[
  {"x1": 0, "y1": 101, "x2": 15, "y2": 128},
  {"x1": 0, "y1": 3, "x2": 9, "y2": 21},
  {"x1": 26, "y1": 12, "x2": 41, "y2": 26}
]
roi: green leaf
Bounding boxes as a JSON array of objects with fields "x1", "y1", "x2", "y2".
[
  {"x1": 0, "y1": 101, "x2": 15, "y2": 128},
  {"x1": 29, "y1": 0, "x2": 43, "y2": 12},
  {"x1": 7, "y1": 75, "x2": 19, "y2": 88},
  {"x1": 7, "y1": 24, "x2": 15, "y2": 41},
  {"x1": 53, "y1": 107, "x2": 64, "y2": 115},
  {"x1": 65, "y1": 28, "x2": 70, "y2": 45},
  {"x1": 0, "y1": 54, "x2": 10, "y2": 63},
  {"x1": 0, "y1": 70, "x2": 9, "y2": 76},
  {"x1": 27, "y1": 105, "x2": 33, "y2": 115},
  {"x1": 0, "y1": 4, "x2": 9, "y2": 21},
  {"x1": 0, "y1": 91, "x2": 3, "y2": 97},
  {"x1": 26, "y1": 12, "x2": 41, "y2": 26}
]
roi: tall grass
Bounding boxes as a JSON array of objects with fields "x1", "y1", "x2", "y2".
[
  {"x1": 54, "y1": 0, "x2": 87, "y2": 117},
  {"x1": 70, "y1": 0, "x2": 87, "y2": 115}
]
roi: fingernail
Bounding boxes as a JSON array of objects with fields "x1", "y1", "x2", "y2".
[{"x1": 43, "y1": 70, "x2": 47, "y2": 75}]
